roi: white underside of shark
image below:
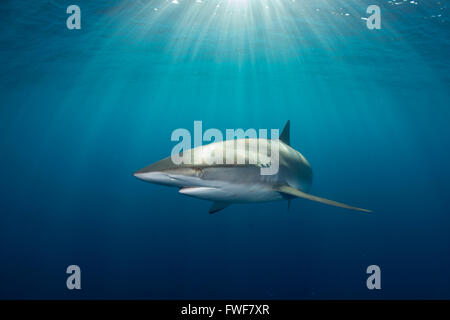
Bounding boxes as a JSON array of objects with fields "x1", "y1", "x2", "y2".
[
  {"x1": 135, "y1": 170, "x2": 284, "y2": 203},
  {"x1": 134, "y1": 121, "x2": 371, "y2": 214}
]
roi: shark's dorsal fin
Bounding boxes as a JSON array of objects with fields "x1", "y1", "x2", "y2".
[
  {"x1": 275, "y1": 185, "x2": 371, "y2": 213},
  {"x1": 209, "y1": 202, "x2": 230, "y2": 214},
  {"x1": 280, "y1": 120, "x2": 290, "y2": 146}
]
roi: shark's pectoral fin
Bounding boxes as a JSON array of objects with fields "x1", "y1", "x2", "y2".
[
  {"x1": 275, "y1": 185, "x2": 371, "y2": 213},
  {"x1": 179, "y1": 187, "x2": 231, "y2": 213},
  {"x1": 209, "y1": 202, "x2": 230, "y2": 214}
]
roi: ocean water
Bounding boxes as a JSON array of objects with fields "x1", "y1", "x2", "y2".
[{"x1": 0, "y1": 0, "x2": 449, "y2": 299}]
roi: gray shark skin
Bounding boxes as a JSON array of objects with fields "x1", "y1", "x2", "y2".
[{"x1": 134, "y1": 121, "x2": 371, "y2": 214}]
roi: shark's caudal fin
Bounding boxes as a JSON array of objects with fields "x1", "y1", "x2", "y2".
[
  {"x1": 275, "y1": 185, "x2": 371, "y2": 213},
  {"x1": 280, "y1": 120, "x2": 290, "y2": 146}
]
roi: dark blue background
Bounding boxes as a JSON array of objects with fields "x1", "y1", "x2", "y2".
[{"x1": 0, "y1": 0, "x2": 449, "y2": 299}]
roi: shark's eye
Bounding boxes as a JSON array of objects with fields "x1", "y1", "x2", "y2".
[{"x1": 194, "y1": 168, "x2": 204, "y2": 177}]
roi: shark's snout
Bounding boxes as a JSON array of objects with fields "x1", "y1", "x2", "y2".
[
  {"x1": 133, "y1": 171, "x2": 145, "y2": 180},
  {"x1": 134, "y1": 170, "x2": 176, "y2": 185},
  {"x1": 134, "y1": 158, "x2": 205, "y2": 188},
  {"x1": 133, "y1": 167, "x2": 151, "y2": 180},
  {"x1": 133, "y1": 157, "x2": 175, "y2": 182}
]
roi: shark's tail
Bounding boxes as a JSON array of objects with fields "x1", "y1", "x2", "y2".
[{"x1": 275, "y1": 185, "x2": 371, "y2": 213}]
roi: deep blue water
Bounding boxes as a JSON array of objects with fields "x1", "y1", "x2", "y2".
[{"x1": 0, "y1": 0, "x2": 449, "y2": 299}]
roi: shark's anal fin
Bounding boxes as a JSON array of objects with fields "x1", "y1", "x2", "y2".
[
  {"x1": 275, "y1": 185, "x2": 371, "y2": 213},
  {"x1": 209, "y1": 202, "x2": 230, "y2": 214}
]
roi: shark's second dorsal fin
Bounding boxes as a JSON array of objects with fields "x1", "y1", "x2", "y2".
[{"x1": 280, "y1": 120, "x2": 290, "y2": 146}]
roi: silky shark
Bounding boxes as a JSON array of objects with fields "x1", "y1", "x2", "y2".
[{"x1": 134, "y1": 121, "x2": 371, "y2": 214}]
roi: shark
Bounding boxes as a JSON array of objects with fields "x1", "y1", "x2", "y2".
[{"x1": 134, "y1": 121, "x2": 371, "y2": 214}]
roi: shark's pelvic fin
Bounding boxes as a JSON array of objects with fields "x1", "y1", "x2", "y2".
[
  {"x1": 275, "y1": 185, "x2": 371, "y2": 213},
  {"x1": 280, "y1": 120, "x2": 290, "y2": 146},
  {"x1": 209, "y1": 202, "x2": 230, "y2": 214}
]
